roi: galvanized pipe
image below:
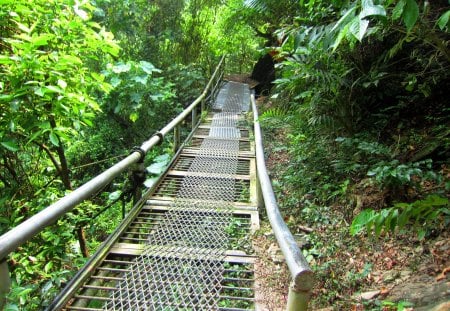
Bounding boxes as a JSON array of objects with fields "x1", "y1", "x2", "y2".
[
  {"x1": 251, "y1": 93, "x2": 314, "y2": 310},
  {"x1": 0, "y1": 150, "x2": 144, "y2": 261},
  {"x1": 0, "y1": 55, "x2": 225, "y2": 263}
]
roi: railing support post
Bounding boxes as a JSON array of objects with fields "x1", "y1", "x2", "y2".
[
  {"x1": 256, "y1": 174, "x2": 264, "y2": 210},
  {"x1": 173, "y1": 124, "x2": 181, "y2": 153},
  {"x1": 0, "y1": 260, "x2": 11, "y2": 309},
  {"x1": 200, "y1": 98, "x2": 205, "y2": 115},
  {"x1": 286, "y1": 284, "x2": 310, "y2": 311},
  {"x1": 191, "y1": 107, "x2": 197, "y2": 131}
]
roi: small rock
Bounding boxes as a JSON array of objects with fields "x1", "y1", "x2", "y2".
[
  {"x1": 267, "y1": 243, "x2": 279, "y2": 255},
  {"x1": 415, "y1": 245, "x2": 424, "y2": 254},
  {"x1": 360, "y1": 290, "x2": 381, "y2": 300},
  {"x1": 264, "y1": 230, "x2": 274, "y2": 237},
  {"x1": 272, "y1": 254, "x2": 285, "y2": 264},
  {"x1": 384, "y1": 271, "x2": 399, "y2": 283},
  {"x1": 400, "y1": 270, "x2": 412, "y2": 280}
]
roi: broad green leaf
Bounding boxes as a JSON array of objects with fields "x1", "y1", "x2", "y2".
[
  {"x1": 139, "y1": 61, "x2": 157, "y2": 74},
  {"x1": 130, "y1": 112, "x2": 139, "y2": 122},
  {"x1": 44, "y1": 261, "x2": 53, "y2": 273},
  {"x1": 49, "y1": 132, "x2": 59, "y2": 146},
  {"x1": 34, "y1": 87, "x2": 45, "y2": 97},
  {"x1": 437, "y1": 10, "x2": 450, "y2": 30},
  {"x1": 360, "y1": 0, "x2": 386, "y2": 20},
  {"x1": 91, "y1": 72, "x2": 105, "y2": 82},
  {"x1": 27, "y1": 130, "x2": 44, "y2": 144},
  {"x1": 44, "y1": 85, "x2": 64, "y2": 94},
  {"x1": 1, "y1": 141, "x2": 19, "y2": 152},
  {"x1": 57, "y1": 79, "x2": 67, "y2": 89},
  {"x1": 144, "y1": 177, "x2": 158, "y2": 188},
  {"x1": 417, "y1": 229, "x2": 426, "y2": 240},
  {"x1": 333, "y1": 23, "x2": 351, "y2": 51},
  {"x1": 109, "y1": 76, "x2": 121, "y2": 88},
  {"x1": 131, "y1": 92, "x2": 142, "y2": 103},
  {"x1": 14, "y1": 21, "x2": 32, "y2": 33},
  {"x1": 331, "y1": 6, "x2": 357, "y2": 33},
  {"x1": 108, "y1": 190, "x2": 122, "y2": 201},
  {"x1": 133, "y1": 75, "x2": 148, "y2": 85},
  {"x1": 74, "y1": 6, "x2": 89, "y2": 20},
  {"x1": 154, "y1": 154, "x2": 171, "y2": 163},
  {"x1": 58, "y1": 55, "x2": 82, "y2": 65},
  {"x1": 350, "y1": 16, "x2": 369, "y2": 41},
  {"x1": 350, "y1": 209, "x2": 375, "y2": 235},
  {"x1": 112, "y1": 63, "x2": 131, "y2": 73},
  {"x1": 4, "y1": 304, "x2": 20, "y2": 311},
  {"x1": 31, "y1": 34, "x2": 54, "y2": 47},
  {"x1": 403, "y1": 0, "x2": 419, "y2": 32},
  {"x1": 146, "y1": 162, "x2": 167, "y2": 175},
  {"x1": 392, "y1": 0, "x2": 406, "y2": 20},
  {"x1": 0, "y1": 55, "x2": 13, "y2": 64}
]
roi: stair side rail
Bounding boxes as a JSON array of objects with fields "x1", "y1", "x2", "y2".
[
  {"x1": 251, "y1": 93, "x2": 314, "y2": 311},
  {"x1": 0, "y1": 55, "x2": 225, "y2": 308}
]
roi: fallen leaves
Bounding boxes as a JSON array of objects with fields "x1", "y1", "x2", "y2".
[{"x1": 435, "y1": 266, "x2": 450, "y2": 282}]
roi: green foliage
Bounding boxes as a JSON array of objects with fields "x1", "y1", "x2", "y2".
[
  {"x1": 144, "y1": 154, "x2": 171, "y2": 188},
  {"x1": 381, "y1": 300, "x2": 414, "y2": 310},
  {"x1": 367, "y1": 159, "x2": 440, "y2": 191},
  {"x1": 102, "y1": 60, "x2": 175, "y2": 122},
  {"x1": 0, "y1": 0, "x2": 118, "y2": 151},
  {"x1": 350, "y1": 195, "x2": 450, "y2": 239}
]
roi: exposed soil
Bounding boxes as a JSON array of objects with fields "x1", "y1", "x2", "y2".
[
  {"x1": 253, "y1": 98, "x2": 450, "y2": 310},
  {"x1": 253, "y1": 230, "x2": 290, "y2": 310}
]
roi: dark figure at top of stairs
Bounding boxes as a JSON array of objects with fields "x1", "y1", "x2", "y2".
[{"x1": 250, "y1": 52, "x2": 276, "y2": 97}]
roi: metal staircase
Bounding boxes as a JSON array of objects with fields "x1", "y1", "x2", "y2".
[
  {"x1": 0, "y1": 58, "x2": 313, "y2": 310},
  {"x1": 49, "y1": 82, "x2": 260, "y2": 310}
]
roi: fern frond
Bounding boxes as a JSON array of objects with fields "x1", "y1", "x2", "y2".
[{"x1": 260, "y1": 107, "x2": 286, "y2": 120}]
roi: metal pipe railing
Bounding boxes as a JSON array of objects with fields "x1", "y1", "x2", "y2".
[
  {"x1": 0, "y1": 55, "x2": 225, "y2": 263},
  {"x1": 251, "y1": 93, "x2": 314, "y2": 310}
]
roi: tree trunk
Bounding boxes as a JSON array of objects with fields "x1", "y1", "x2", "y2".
[{"x1": 49, "y1": 117, "x2": 89, "y2": 258}]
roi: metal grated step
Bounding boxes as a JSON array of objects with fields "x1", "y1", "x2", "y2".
[{"x1": 59, "y1": 81, "x2": 259, "y2": 310}]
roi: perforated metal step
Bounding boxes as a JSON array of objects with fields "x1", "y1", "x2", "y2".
[{"x1": 59, "y1": 82, "x2": 258, "y2": 310}]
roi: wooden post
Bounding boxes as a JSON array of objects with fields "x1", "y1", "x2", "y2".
[
  {"x1": 201, "y1": 98, "x2": 205, "y2": 114},
  {"x1": 192, "y1": 107, "x2": 197, "y2": 131},
  {"x1": 0, "y1": 260, "x2": 11, "y2": 309},
  {"x1": 286, "y1": 284, "x2": 310, "y2": 311},
  {"x1": 173, "y1": 125, "x2": 181, "y2": 153},
  {"x1": 76, "y1": 227, "x2": 89, "y2": 258}
]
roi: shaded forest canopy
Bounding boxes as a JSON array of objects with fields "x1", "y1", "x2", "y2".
[{"x1": 0, "y1": 0, "x2": 449, "y2": 309}]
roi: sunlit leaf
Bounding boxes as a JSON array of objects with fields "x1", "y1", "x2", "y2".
[
  {"x1": 49, "y1": 132, "x2": 59, "y2": 146},
  {"x1": 31, "y1": 34, "x2": 54, "y2": 47},
  {"x1": 112, "y1": 62, "x2": 131, "y2": 73},
  {"x1": 129, "y1": 112, "x2": 139, "y2": 122},
  {"x1": 1, "y1": 141, "x2": 19, "y2": 152},
  {"x1": 108, "y1": 190, "x2": 122, "y2": 202},
  {"x1": 144, "y1": 177, "x2": 158, "y2": 188},
  {"x1": 360, "y1": 0, "x2": 386, "y2": 19},
  {"x1": 392, "y1": 0, "x2": 406, "y2": 20},
  {"x1": 110, "y1": 76, "x2": 122, "y2": 88},
  {"x1": 139, "y1": 61, "x2": 157, "y2": 74},
  {"x1": 437, "y1": 10, "x2": 450, "y2": 30},
  {"x1": 133, "y1": 75, "x2": 148, "y2": 85},
  {"x1": 403, "y1": 0, "x2": 419, "y2": 32},
  {"x1": 57, "y1": 79, "x2": 67, "y2": 89}
]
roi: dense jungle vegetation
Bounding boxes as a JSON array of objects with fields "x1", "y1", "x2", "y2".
[{"x1": 0, "y1": 0, "x2": 449, "y2": 309}]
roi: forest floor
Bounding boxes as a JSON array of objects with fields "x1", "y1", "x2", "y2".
[{"x1": 254, "y1": 98, "x2": 450, "y2": 310}]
